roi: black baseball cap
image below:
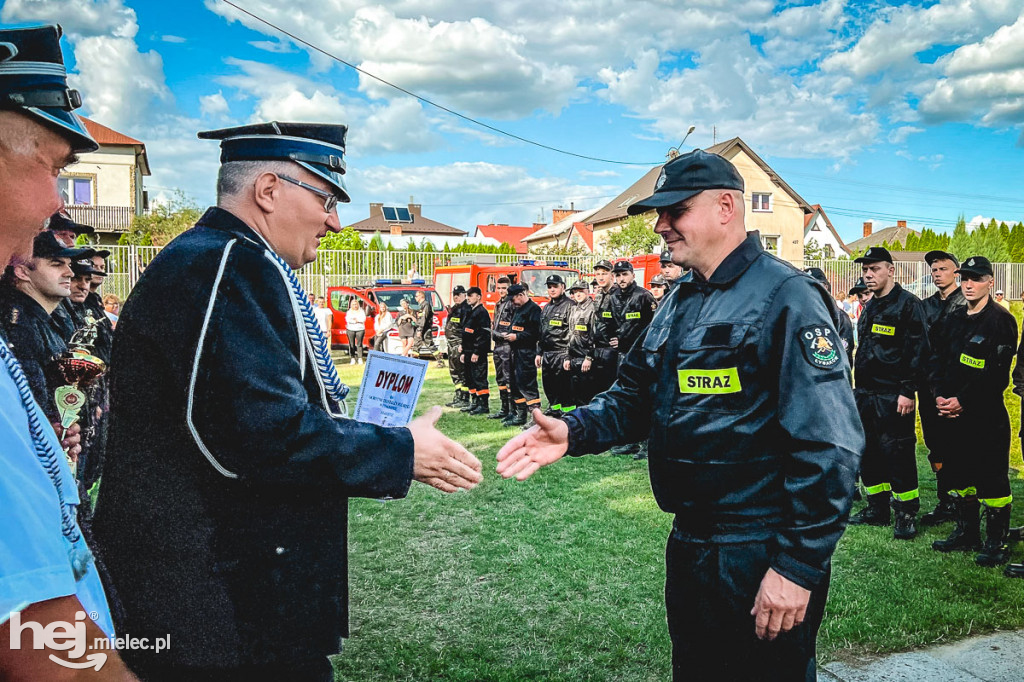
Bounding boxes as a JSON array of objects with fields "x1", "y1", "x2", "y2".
[
  {"x1": 467, "y1": 286, "x2": 482, "y2": 296},
  {"x1": 507, "y1": 284, "x2": 528, "y2": 296},
  {"x1": 452, "y1": 285, "x2": 466, "y2": 295},
  {"x1": 956, "y1": 256, "x2": 993, "y2": 278},
  {"x1": 659, "y1": 249, "x2": 673, "y2": 264},
  {"x1": 545, "y1": 274, "x2": 565, "y2": 286},
  {"x1": 802, "y1": 267, "x2": 832, "y2": 293},
  {"x1": 612, "y1": 260, "x2": 633, "y2": 273},
  {"x1": 628, "y1": 149, "x2": 745, "y2": 215},
  {"x1": 33, "y1": 231, "x2": 92, "y2": 260},
  {"x1": 49, "y1": 212, "x2": 94, "y2": 235},
  {"x1": 650, "y1": 274, "x2": 668, "y2": 286},
  {"x1": 594, "y1": 259, "x2": 613, "y2": 272},
  {"x1": 924, "y1": 250, "x2": 959, "y2": 267},
  {"x1": 71, "y1": 258, "x2": 103, "y2": 277},
  {"x1": 848, "y1": 278, "x2": 868, "y2": 295},
  {"x1": 568, "y1": 279, "x2": 589, "y2": 292},
  {"x1": 854, "y1": 246, "x2": 893, "y2": 264}
]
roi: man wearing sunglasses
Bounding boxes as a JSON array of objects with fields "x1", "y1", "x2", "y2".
[{"x1": 92, "y1": 122, "x2": 482, "y2": 681}]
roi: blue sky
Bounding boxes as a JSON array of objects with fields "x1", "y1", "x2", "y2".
[{"x1": 3, "y1": 0, "x2": 1024, "y2": 245}]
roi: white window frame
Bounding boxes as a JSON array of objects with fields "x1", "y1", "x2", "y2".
[
  {"x1": 761, "y1": 235, "x2": 779, "y2": 255},
  {"x1": 751, "y1": 192, "x2": 772, "y2": 213},
  {"x1": 59, "y1": 176, "x2": 94, "y2": 206}
]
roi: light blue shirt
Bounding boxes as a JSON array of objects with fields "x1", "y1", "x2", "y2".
[{"x1": 0, "y1": 338, "x2": 114, "y2": 636}]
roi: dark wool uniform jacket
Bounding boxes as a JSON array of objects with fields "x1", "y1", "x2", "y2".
[
  {"x1": 91, "y1": 208, "x2": 415, "y2": 669},
  {"x1": 562, "y1": 232, "x2": 864, "y2": 590},
  {"x1": 854, "y1": 282, "x2": 928, "y2": 396},
  {"x1": 0, "y1": 287, "x2": 67, "y2": 422},
  {"x1": 610, "y1": 281, "x2": 657, "y2": 354},
  {"x1": 567, "y1": 297, "x2": 597, "y2": 361},
  {"x1": 538, "y1": 294, "x2": 573, "y2": 356},
  {"x1": 461, "y1": 302, "x2": 492, "y2": 356},
  {"x1": 592, "y1": 284, "x2": 618, "y2": 364},
  {"x1": 509, "y1": 299, "x2": 542, "y2": 352},
  {"x1": 921, "y1": 287, "x2": 966, "y2": 328}
]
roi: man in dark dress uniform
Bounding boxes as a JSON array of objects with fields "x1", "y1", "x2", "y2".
[
  {"x1": 849, "y1": 246, "x2": 928, "y2": 540},
  {"x1": 488, "y1": 276, "x2": 515, "y2": 420},
  {"x1": 537, "y1": 274, "x2": 573, "y2": 417},
  {"x1": 498, "y1": 150, "x2": 862, "y2": 681},
  {"x1": 927, "y1": 257, "x2": 1017, "y2": 567},
  {"x1": 503, "y1": 283, "x2": 542, "y2": 427},
  {"x1": 444, "y1": 285, "x2": 469, "y2": 408},
  {"x1": 918, "y1": 250, "x2": 967, "y2": 526},
  {"x1": 91, "y1": 122, "x2": 482, "y2": 681},
  {"x1": 460, "y1": 286, "x2": 492, "y2": 415}
]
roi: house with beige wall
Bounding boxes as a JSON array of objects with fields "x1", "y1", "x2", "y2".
[
  {"x1": 586, "y1": 137, "x2": 812, "y2": 262},
  {"x1": 60, "y1": 117, "x2": 151, "y2": 243}
]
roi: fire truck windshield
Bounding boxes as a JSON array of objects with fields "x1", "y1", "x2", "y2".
[{"x1": 519, "y1": 269, "x2": 579, "y2": 296}]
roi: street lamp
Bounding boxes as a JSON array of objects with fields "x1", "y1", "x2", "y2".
[{"x1": 668, "y1": 126, "x2": 696, "y2": 159}]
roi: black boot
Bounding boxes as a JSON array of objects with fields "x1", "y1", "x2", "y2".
[
  {"x1": 488, "y1": 392, "x2": 510, "y2": 420},
  {"x1": 976, "y1": 505, "x2": 1012, "y2": 567},
  {"x1": 445, "y1": 389, "x2": 462, "y2": 407},
  {"x1": 1006, "y1": 563, "x2": 1024, "y2": 578},
  {"x1": 920, "y1": 494, "x2": 956, "y2": 527},
  {"x1": 521, "y1": 406, "x2": 537, "y2": 429},
  {"x1": 933, "y1": 498, "x2": 982, "y2": 553},
  {"x1": 460, "y1": 394, "x2": 478, "y2": 413},
  {"x1": 893, "y1": 508, "x2": 918, "y2": 540},
  {"x1": 453, "y1": 389, "x2": 471, "y2": 408},
  {"x1": 469, "y1": 395, "x2": 490, "y2": 416},
  {"x1": 633, "y1": 441, "x2": 648, "y2": 460},
  {"x1": 507, "y1": 404, "x2": 527, "y2": 427},
  {"x1": 849, "y1": 492, "x2": 891, "y2": 526}
]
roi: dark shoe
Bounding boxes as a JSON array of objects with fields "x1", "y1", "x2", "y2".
[
  {"x1": 632, "y1": 442, "x2": 648, "y2": 460},
  {"x1": 488, "y1": 394, "x2": 511, "y2": 420},
  {"x1": 920, "y1": 498, "x2": 956, "y2": 527},
  {"x1": 453, "y1": 390, "x2": 471, "y2": 408},
  {"x1": 976, "y1": 505, "x2": 1012, "y2": 567},
  {"x1": 469, "y1": 397, "x2": 490, "y2": 416},
  {"x1": 507, "y1": 405, "x2": 527, "y2": 427},
  {"x1": 445, "y1": 390, "x2": 462, "y2": 408},
  {"x1": 460, "y1": 395, "x2": 479, "y2": 413},
  {"x1": 1005, "y1": 563, "x2": 1024, "y2": 578},
  {"x1": 610, "y1": 443, "x2": 640, "y2": 456},
  {"x1": 893, "y1": 511, "x2": 917, "y2": 540},
  {"x1": 849, "y1": 494, "x2": 891, "y2": 526},
  {"x1": 933, "y1": 498, "x2": 981, "y2": 553}
]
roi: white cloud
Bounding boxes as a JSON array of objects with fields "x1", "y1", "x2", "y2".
[
  {"x1": 160, "y1": 34, "x2": 186, "y2": 43},
  {"x1": 199, "y1": 91, "x2": 230, "y2": 119},
  {"x1": 1, "y1": 0, "x2": 138, "y2": 37},
  {"x1": 248, "y1": 39, "x2": 295, "y2": 53},
  {"x1": 888, "y1": 125, "x2": 924, "y2": 144}
]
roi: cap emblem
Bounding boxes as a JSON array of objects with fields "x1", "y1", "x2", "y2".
[{"x1": 655, "y1": 169, "x2": 667, "y2": 191}]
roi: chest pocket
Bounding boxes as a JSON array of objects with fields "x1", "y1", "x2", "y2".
[{"x1": 675, "y1": 322, "x2": 751, "y2": 414}]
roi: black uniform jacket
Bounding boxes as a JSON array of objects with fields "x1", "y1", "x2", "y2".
[
  {"x1": 610, "y1": 281, "x2": 657, "y2": 354},
  {"x1": 461, "y1": 302, "x2": 492, "y2": 356},
  {"x1": 928, "y1": 300, "x2": 1017, "y2": 412},
  {"x1": 592, "y1": 284, "x2": 618, "y2": 364},
  {"x1": 91, "y1": 208, "x2": 415, "y2": 667},
  {"x1": 509, "y1": 299, "x2": 542, "y2": 353},
  {"x1": 922, "y1": 287, "x2": 966, "y2": 328},
  {"x1": 0, "y1": 287, "x2": 67, "y2": 422},
  {"x1": 562, "y1": 233, "x2": 864, "y2": 590},
  {"x1": 539, "y1": 294, "x2": 573, "y2": 357},
  {"x1": 417, "y1": 300, "x2": 435, "y2": 334},
  {"x1": 855, "y1": 282, "x2": 928, "y2": 396},
  {"x1": 567, "y1": 297, "x2": 597, "y2": 361},
  {"x1": 445, "y1": 300, "x2": 468, "y2": 348},
  {"x1": 492, "y1": 295, "x2": 514, "y2": 345},
  {"x1": 84, "y1": 291, "x2": 115, "y2": 364}
]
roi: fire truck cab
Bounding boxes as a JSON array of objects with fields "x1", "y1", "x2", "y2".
[
  {"x1": 326, "y1": 280, "x2": 447, "y2": 358},
  {"x1": 433, "y1": 255, "x2": 582, "y2": 312}
]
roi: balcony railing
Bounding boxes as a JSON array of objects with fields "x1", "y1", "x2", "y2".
[{"x1": 65, "y1": 205, "x2": 136, "y2": 233}]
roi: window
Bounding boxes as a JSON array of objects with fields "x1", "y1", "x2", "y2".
[
  {"x1": 59, "y1": 177, "x2": 92, "y2": 205},
  {"x1": 824, "y1": 245, "x2": 834, "y2": 258},
  {"x1": 761, "y1": 236, "x2": 779, "y2": 254},
  {"x1": 751, "y1": 193, "x2": 771, "y2": 212}
]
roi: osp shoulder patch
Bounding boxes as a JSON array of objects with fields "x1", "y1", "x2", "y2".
[{"x1": 799, "y1": 324, "x2": 841, "y2": 369}]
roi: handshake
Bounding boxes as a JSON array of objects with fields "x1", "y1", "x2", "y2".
[{"x1": 406, "y1": 406, "x2": 570, "y2": 492}]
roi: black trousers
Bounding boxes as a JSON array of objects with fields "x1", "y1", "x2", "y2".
[
  {"x1": 944, "y1": 401, "x2": 1012, "y2": 503},
  {"x1": 448, "y1": 342, "x2": 465, "y2": 388},
  {"x1": 855, "y1": 391, "x2": 919, "y2": 509},
  {"x1": 373, "y1": 333, "x2": 388, "y2": 352},
  {"x1": 492, "y1": 343, "x2": 511, "y2": 394},
  {"x1": 567, "y1": 357, "x2": 602, "y2": 409},
  {"x1": 465, "y1": 352, "x2": 489, "y2": 395},
  {"x1": 347, "y1": 330, "x2": 364, "y2": 360},
  {"x1": 509, "y1": 347, "x2": 541, "y2": 408},
  {"x1": 918, "y1": 391, "x2": 952, "y2": 495},
  {"x1": 129, "y1": 656, "x2": 333, "y2": 682},
  {"x1": 665, "y1": 535, "x2": 828, "y2": 682},
  {"x1": 540, "y1": 351, "x2": 571, "y2": 410}
]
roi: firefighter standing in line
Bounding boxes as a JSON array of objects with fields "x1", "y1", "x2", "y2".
[
  {"x1": 536, "y1": 274, "x2": 574, "y2": 417},
  {"x1": 444, "y1": 285, "x2": 469, "y2": 408},
  {"x1": 927, "y1": 256, "x2": 1017, "y2": 568},
  {"x1": 849, "y1": 246, "x2": 929, "y2": 540},
  {"x1": 660, "y1": 248, "x2": 686, "y2": 287},
  {"x1": 919, "y1": 250, "x2": 967, "y2": 527},
  {"x1": 488, "y1": 277, "x2": 515, "y2": 421},
  {"x1": 563, "y1": 280, "x2": 599, "y2": 412},
  {"x1": 609, "y1": 260, "x2": 657, "y2": 456},
  {"x1": 649, "y1": 274, "x2": 669, "y2": 302},
  {"x1": 460, "y1": 286, "x2": 492, "y2": 416},
  {"x1": 503, "y1": 284, "x2": 543, "y2": 427},
  {"x1": 591, "y1": 260, "x2": 619, "y2": 396}
]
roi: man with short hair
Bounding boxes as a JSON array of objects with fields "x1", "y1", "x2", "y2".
[
  {"x1": 850, "y1": 246, "x2": 928, "y2": 540},
  {"x1": 536, "y1": 274, "x2": 574, "y2": 417},
  {"x1": 488, "y1": 276, "x2": 515, "y2": 420},
  {"x1": 563, "y1": 280, "x2": 599, "y2": 410},
  {"x1": 927, "y1": 256, "x2": 1017, "y2": 568},
  {"x1": 46, "y1": 212, "x2": 94, "y2": 341},
  {"x1": 91, "y1": 121, "x2": 481, "y2": 680},
  {"x1": 919, "y1": 250, "x2": 967, "y2": 526},
  {"x1": 460, "y1": 286, "x2": 492, "y2": 415},
  {"x1": 503, "y1": 283, "x2": 542, "y2": 427},
  {"x1": 649, "y1": 274, "x2": 668, "y2": 301},
  {"x1": 444, "y1": 285, "x2": 469, "y2": 408},
  {"x1": 609, "y1": 260, "x2": 656, "y2": 455},
  {"x1": 498, "y1": 149, "x2": 862, "y2": 681},
  {"x1": 590, "y1": 260, "x2": 619, "y2": 396},
  {"x1": 413, "y1": 289, "x2": 436, "y2": 354},
  {"x1": 313, "y1": 295, "x2": 332, "y2": 338},
  {"x1": 0, "y1": 24, "x2": 137, "y2": 681},
  {"x1": 659, "y1": 248, "x2": 684, "y2": 285}
]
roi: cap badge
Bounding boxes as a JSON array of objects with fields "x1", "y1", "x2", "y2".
[
  {"x1": 655, "y1": 169, "x2": 667, "y2": 191},
  {"x1": 967, "y1": 259, "x2": 974, "y2": 266}
]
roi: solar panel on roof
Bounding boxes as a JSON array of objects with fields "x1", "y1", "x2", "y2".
[
  {"x1": 381, "y1": 206, "x2": 399, "y2": 222},
  {"x1": 395, "y1": 207, "x2": 412, "y2": 222}
]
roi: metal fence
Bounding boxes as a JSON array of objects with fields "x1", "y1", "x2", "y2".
[{"x1": 798, "y1": 260, "x2": 1024, "y2": 301}]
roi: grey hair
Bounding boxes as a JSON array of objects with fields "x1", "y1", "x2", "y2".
[
  {"x1": 216, "y1": 160, "x2": 295, "y2": 202},
  {"x1": 0, "y1": 110, "x2": 47, "y2": 157}
]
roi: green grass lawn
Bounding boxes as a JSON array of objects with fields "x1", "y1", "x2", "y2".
[{"x1": 330, "y1": 358, "x2": 1024, "y2": 681}]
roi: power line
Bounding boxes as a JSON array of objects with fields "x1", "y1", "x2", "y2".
[{"x1": 219, "y1": 0, "x2": 665, "y2": 167}]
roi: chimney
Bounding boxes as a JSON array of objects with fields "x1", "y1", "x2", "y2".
[
  {"x1": 390, "y1": 224, "x2": 402, "y2": 235},
  {"x1": 896, "y1": 220, "x2": 906, "y2": 229},
  {"x1": 551, "y1": 207, "x2": 579, "y2": 224},
  {"x1": 408, "y1": 202, "x2": 422, "y2": 218},
  {"x1": 532, "y1": 222, "x2": 545, "y2": 230},
  {"x1": 371, "y1": 202, "x2": 383, "y2": 218},
  {"x1": 863, "y1": 221, "x2": 872, "y2": 238}
]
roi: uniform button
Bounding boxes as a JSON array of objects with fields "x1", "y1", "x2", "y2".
[{"x1": 275, "y1": 547, "x2": 286, "y2": 555}]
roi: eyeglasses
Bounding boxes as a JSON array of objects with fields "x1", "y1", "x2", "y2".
[{"x1": 278, "y1": 174, "x2": 339, "y2": 213}]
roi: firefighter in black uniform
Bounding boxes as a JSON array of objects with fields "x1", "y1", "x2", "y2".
[
  {"x1": 660, "y1": 248, "x2": 684, "y2": 286},
  {"x1": 917, "y1": 250, "x2": 967, "y2": 526},
  {"x1": 649, "y1": 274, "x2": 669, "y2": 302},
  {"x1": 591, "y1": 259, "x2": 619, "y2": 395},
  {"x1": 926, "y1": 256, "x2": 1017, "y2": 567},
  {"x1": 444, "y1": 285, "x2": 469, "y2": 408},
  {"x1": 488, "y1": 276, "x2": 515, "y2": 420},
  {"x1": 460, "y1": 286, "x2": 492, "y2": 415},
  {"x1": 563, "y1": 279, "x2": 599, "y2": 410},
  {"x1": 503, "y1": 283, "x2": 542, "y2": 427},
  {"x1": 414, "y1": 289, "x2": 435, "y2": 354},
  {"x1": 47, "y1": 212, "x2": 95, "y2": 341},
  {"x1": 849, "y1": 246, "x2": 928, "y2": 540},
  {"x1": 497, "y1": 149, "x2": 863, "y2": 681},
  {"x1": 537, "y1": 274, "x2": 574, "y2": 417},
  {"x1": 803, "y1": 267, "x2": 855, "y2": 366},
  {"x1": 610, "y1": 260, "x2": 657, "y2": 455}
]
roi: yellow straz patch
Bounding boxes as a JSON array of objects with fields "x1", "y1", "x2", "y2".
[
  {"x1": 548, "y1": 319, "x2": 563, "y2": 326},
  {"x1": 678, "y1": 368, "x2": 742, "y2": 394},
  {"x1": 450, "y1": 317, "x2": 460, "y2": 323},
  {"x1": 960, "y1": 353, "x2": 985, "y2": 369},
  {"x1": 602, "y1": 311, "x2": 612, "y2": 318},
  {"x1": 871, "y1": 323, "x2": 895, "y2": 336},
  {"x1": 625, "y1": 312, "x2": 641, "y2": 320},
  {"x1": 574, "y1": 324, "x2": 588, "y2": 331}
]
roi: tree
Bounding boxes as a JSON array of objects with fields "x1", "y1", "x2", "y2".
[
  {"x1": 948, "y1": 215, "x2": 971, "y2": 261},
  {"x1": 804, "y1": 238, "x2": 829, "y2": 260},
  {"x1": 603, "y1": 215, "x2": 661, "y2": 258},
  {"x1": 420, "y1": 238, "x2": 437, "y2": 252},
  {"x1": 123, "y1": 190, "x2": 202, "y2": 246},
  {"x1": 529, "y1": 241, "x2": 590, "y2": 257},
  {"x1": 367, "y1": 232, "x2": 385, "y2": 251},
  {"x1": 320, "y1": 226, "x2": 365, "y2": 250},
  {"x1": 972, "y1": 220, "x2": 1010, "y2": 263}
]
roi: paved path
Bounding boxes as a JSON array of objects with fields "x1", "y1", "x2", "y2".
[{"x1": 820, "y1": 630, "x2": 1024, "y2": 681}]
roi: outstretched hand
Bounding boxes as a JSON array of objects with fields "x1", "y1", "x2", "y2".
[
  {"x1": 408, "y1": 406, "x2": 483, "y2": 492},
  {"x1": 496, "y1": 409, "x2": 569, "y2": 480}
]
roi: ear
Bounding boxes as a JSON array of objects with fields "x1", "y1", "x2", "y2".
[
  {"x1": 716, "y1": 190, "x2": 740, "y2": 224},
  {"x1": 252, "y1": 172, "x2": 281, "y2": 214},
  {"x1": 11, "y1": 262, "x2": 33, "y2": 283}
]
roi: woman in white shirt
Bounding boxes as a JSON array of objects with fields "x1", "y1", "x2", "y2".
[
  {"x1": 345, "y1": 299, "x2": 367, "y2": 364},
  {"x1": 373, "y1": 302, "x2": 395, "y2": 352}
]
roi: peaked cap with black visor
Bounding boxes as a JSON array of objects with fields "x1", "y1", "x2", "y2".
[
  {"x1": 198, "y1": 121, "x2": 351, "y2": 203},
  {"x1": 0, "y1": 24, "x2": 97, "y2": 153}
]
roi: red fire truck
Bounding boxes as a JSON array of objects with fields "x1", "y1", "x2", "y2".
[
  {"x1": 325, "y1": 280, "x2": 447, "y2": 357},
  {"x1": 433, "y1": 256, "x2": 582, "y2": 312}
]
